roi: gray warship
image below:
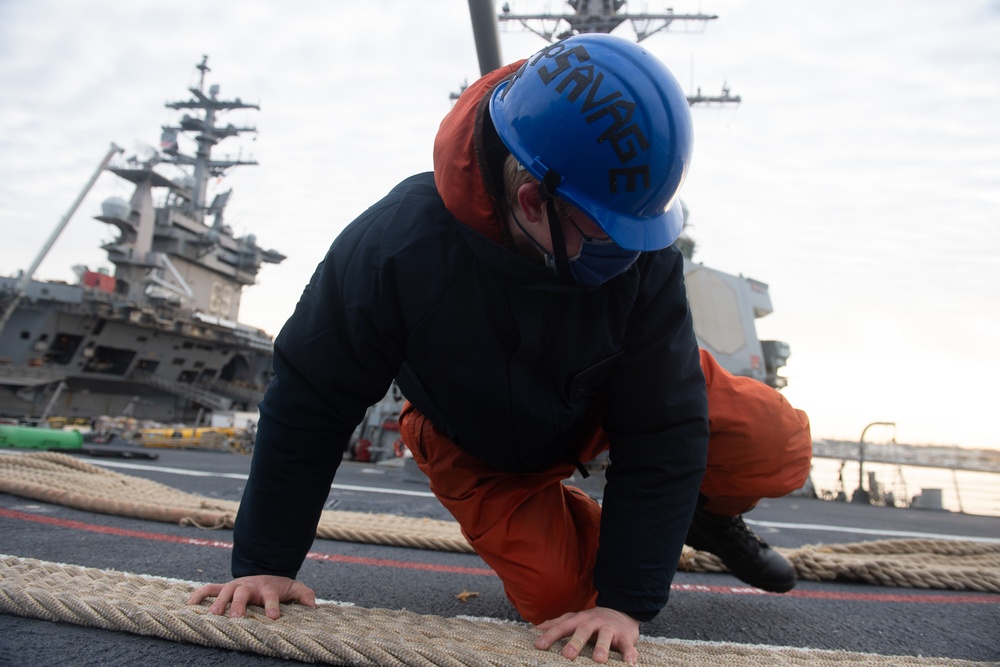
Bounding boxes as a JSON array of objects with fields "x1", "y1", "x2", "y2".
[{"x1": 0, "y1": 57, "x2": 284, "y2": 425}]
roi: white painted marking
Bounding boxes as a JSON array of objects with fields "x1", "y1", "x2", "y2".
[
  {"x1": 91, "y1": 460, "x2": 248, "y2": 479},
  {"x1": 328, "y1": 483, "x2": 435, "y2": 498},
  {"x1": 89, "y1": 460, "x2": 437, "y2": 498},
  {"x1": 746, "y1": 518, "x2": 1000, "y2": 544}
]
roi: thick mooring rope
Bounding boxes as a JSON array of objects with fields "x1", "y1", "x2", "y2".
[
  {"x1": 787, "y1": 539, "x2": 1000, "y2": 592},
  {"x1": 676, "y1": 540, "x2": 1000, "y2": 594},
  {"x1": 2, "y1": 452, "x2": 999, "y2": 593},
  {"x1": 0, "y1": 556, "x2": 991, "y2": 666},
  {"x1": 0, "y1": 451, "x2": 473, "y2": 553}
]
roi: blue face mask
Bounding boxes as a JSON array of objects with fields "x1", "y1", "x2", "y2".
[
  {"x1": 512, "y1": 211, "x2": 640, "y2": 286},
  {"x1": 566, "y1": 234, "x2": 641, "y2": 286}
]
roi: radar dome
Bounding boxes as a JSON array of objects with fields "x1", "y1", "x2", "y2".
[{"x1": 101, "y1": 197, "x2": 130, "y2": 219}]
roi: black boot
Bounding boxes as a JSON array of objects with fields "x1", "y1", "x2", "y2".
[{"x1": 685, "y1": 506, "x2": 796, "y2": 593}]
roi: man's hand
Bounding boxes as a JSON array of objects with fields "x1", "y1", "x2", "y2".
[
  {"x1": 187, "y1": 575, "x2": 317, "y2": 620},
  {"x1": 534, "y1": 607, "x2": 639, "y2": 665}
]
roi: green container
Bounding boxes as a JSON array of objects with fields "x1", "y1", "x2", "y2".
[{"x1": 0, "y1": 424, "x2": 84, "y2": 450}]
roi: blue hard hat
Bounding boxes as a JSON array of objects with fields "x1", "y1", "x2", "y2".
[{"x1": 490, "y1": 33, "x2": 693, "y2": 252}]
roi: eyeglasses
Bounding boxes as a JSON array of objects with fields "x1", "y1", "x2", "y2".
[{"x1": 565, "y1": 211, "x2": 612, "y2": 243}]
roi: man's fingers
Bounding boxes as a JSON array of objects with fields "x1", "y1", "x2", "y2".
[
  {"x1": 533, "y1": 608, "x2": 640, "y2": 665},
  {"x1": 561, "y1": 626, "x2": 594, "y2": 660},
  {"x1": 297, "y1": 588, "x2": 318, "y2": 608},
  {"x1": 535, "y1": 612, "x2": 573, "y2": 634},
  {"x1": 260, "y1": 584, "x2": 282, "y2": 619},
  {"x1": 619, "y1": 639, "x2": 639, "y2": 666},
  {"x1": 534, "y1": 612, "x2": 578, "y2": 650},
  {"x1": 560, "y1": 636, "x2": 582, "y2": 660},
  {"x1": 289, "y1": 581, "x2": 318, "y2": 608},
  {"x1": 208, "y1": 583, "x2": 238, "y2": 615},
  {"x1": 186, "y1": 583, "x2": 223, "y2": 605},
  {"x1": 188, "y1": 576, "x2": 315, "y2": 619},
  {"x1": 228, "y1": 583, "x2": 253, "y2": 618},
  {"x1": 592, "y1": 626, "x2": 615, "y2": 664}
]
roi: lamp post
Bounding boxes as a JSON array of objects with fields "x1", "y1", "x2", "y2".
[{"x1": 852, "y1": 421, "x2": 896, "y2": 504}]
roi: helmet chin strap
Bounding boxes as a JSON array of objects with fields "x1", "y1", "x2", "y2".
[{"x1": 538, "y1": 170, "x2": 573, "y2": 282}]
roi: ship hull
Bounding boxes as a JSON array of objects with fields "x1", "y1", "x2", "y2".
[{"x1": 0, "y1": 277, "x2": 272, "y2": 423}]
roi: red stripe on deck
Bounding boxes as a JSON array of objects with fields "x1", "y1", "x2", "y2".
[
  {"x1": 0, "y1": 507, "x2": 492, "y2": 576},
  {"x1": 3, "y1": 508, "x2": 998, "y2": 605}
]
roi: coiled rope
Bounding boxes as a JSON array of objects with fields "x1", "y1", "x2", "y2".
[
  {"x1": 2, "y1": 452, "x2": 999, "y2": 593},
  {"x1": 677, "y1": 539, "x2": 1000, "y2": 593},
  {"x1": 0, "y1": 555, "x2": 991, "y2": 666},
  {"x1": 0, "y1": 451, "x2": 473, "y2": 553}
]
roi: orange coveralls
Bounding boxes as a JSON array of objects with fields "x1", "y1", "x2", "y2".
[{"x1": 399, "y1": 348, "x2": 812, "y2": 624}]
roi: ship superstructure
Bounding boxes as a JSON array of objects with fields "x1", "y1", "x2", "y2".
[{"x1": 0, "y1": 58, "x2": 283, "y2": 424}]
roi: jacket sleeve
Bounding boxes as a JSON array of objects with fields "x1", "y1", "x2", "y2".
[
  {"x1": 232, "y1": 201, "x2": 408, "y2": 579},
  {"x1": 593, "y1": 247, "x2": 709, "y2": 620}
]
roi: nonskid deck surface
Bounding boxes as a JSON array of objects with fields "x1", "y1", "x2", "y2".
[{"x1": 1, "y1": 449, "x2": 998, "y2": 665}]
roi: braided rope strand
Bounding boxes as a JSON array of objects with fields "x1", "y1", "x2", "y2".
[{"x1": 1, "y1": 556, "x2": 992, "y2": 667}]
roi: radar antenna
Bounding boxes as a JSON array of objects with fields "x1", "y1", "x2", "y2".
[
  {"x1": 499, "y1": 1, "x2": 717, "y2": 43},
  {"x1": 160, "y1": 56, "x2": 260, "y2": 222},
  {"x1": 493, "y1": 1, "x2": 738, "y2": 108},
  {"x1": 687, "y1": 83, "x2": 742, "y2": 106}
]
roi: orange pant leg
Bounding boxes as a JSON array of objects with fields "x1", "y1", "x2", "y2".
[
  {"x1": 397, "y1": 351, "x2": 811, "y2": 621},
  {"x1": 399, "y1": 402, "x2": 602, "y2": 625},
  {"x1": 697, "y1": 349, "x2": 813, "y2": 516}
]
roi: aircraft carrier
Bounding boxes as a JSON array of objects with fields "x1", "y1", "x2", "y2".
[{"x1": 0, "y1": 57, "x2": 283, "y2": 426}]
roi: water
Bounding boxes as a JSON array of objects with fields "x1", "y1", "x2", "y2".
[{"x1": 809, "y1": 457, "x2": 1000, "y2": 518}]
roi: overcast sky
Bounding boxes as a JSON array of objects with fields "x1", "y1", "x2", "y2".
[{"x1": 1, "y1": 0, "x2": 998, "y2": 449}]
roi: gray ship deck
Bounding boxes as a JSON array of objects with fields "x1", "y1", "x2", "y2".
[{"x1": 1, "y1": 449, "x2": 998, "y2": 665}]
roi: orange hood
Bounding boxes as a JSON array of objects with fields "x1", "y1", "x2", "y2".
[{"x1": 433, "y1": 62, "x2": 523, "y2": 245}]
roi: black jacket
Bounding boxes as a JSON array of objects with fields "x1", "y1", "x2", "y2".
[{"x1": 233, "y1": 65, "x2": 709, "y2": 622}]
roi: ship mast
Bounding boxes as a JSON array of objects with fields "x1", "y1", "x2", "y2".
[
  {"x1": 481, "y1": 1, "x2": 738, "y2": 108},
  {"x1": 497, "y1": 0, "x2": 718, "y2": 44},
  {"x1": 95, "y1": 57, "x2": 283, "y2": 320},
  {"x1": 160, "y1": 55, "x2": 260, "y2": 227}
]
